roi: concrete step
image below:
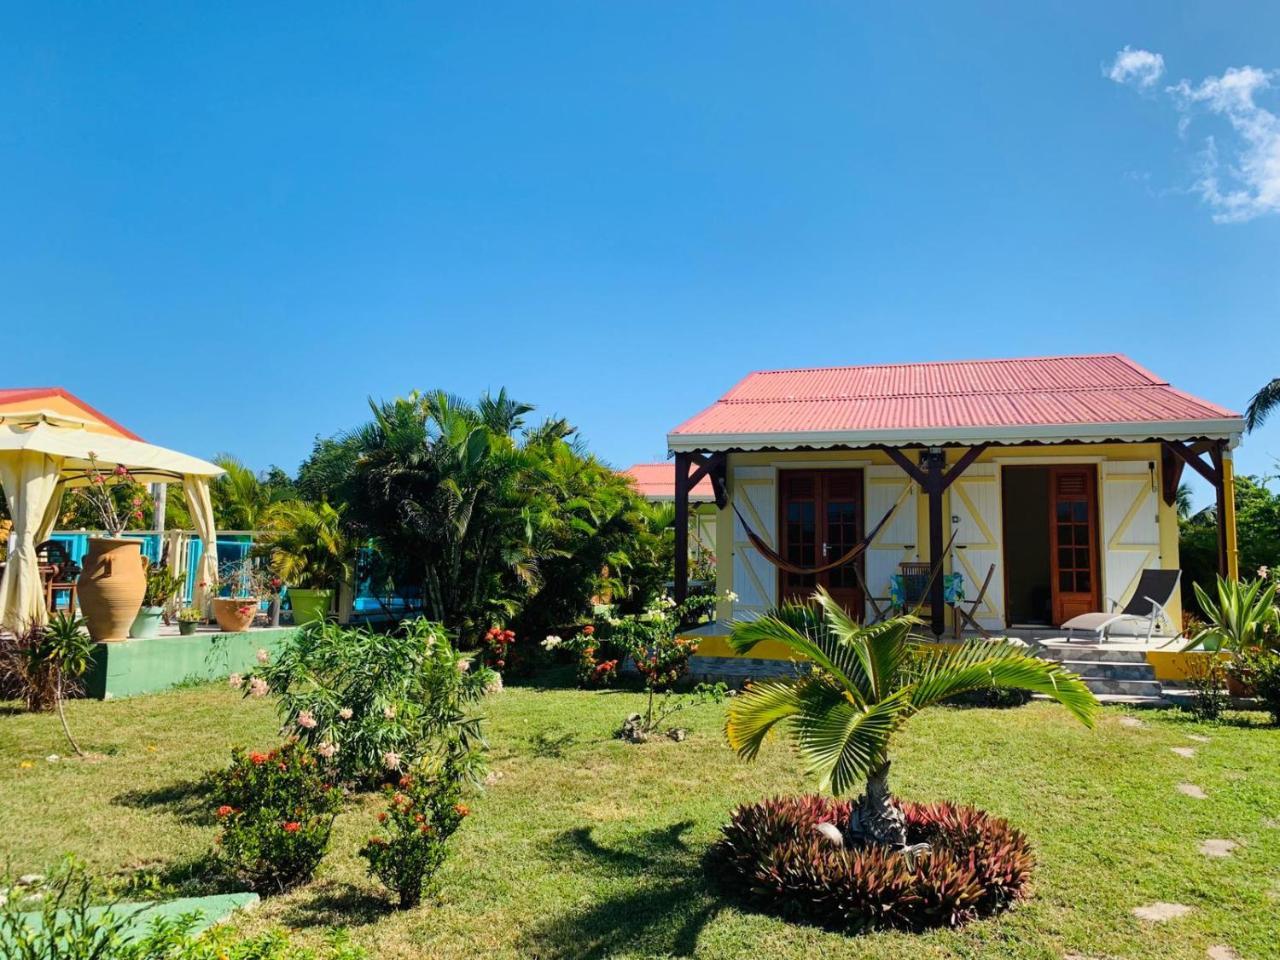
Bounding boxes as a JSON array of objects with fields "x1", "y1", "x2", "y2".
[
  {"x1": 1058, "y1": 660, "x2": 1159, "y2": 681},
  {"x1": 1033, "y1": 691, "x2": 1170, "y2": 707},
  {"x1": 1079, "y1": 677, "x2": 1164, "y2": 697},
  {"x1": 1038, "y1": 644, "x2": 1150, "y2": 664}
]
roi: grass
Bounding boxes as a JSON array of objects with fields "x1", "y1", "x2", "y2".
[{"x1": 2, "y1": 679, "x2": 1279, "y2": 960}]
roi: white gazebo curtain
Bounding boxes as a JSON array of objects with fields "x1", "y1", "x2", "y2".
[
  {"x1": 0, "y1": 451, "x2": 66, "y2": 632},
  {"x1": 183, "y1": 476, "x2": 220, "y2": 615}
]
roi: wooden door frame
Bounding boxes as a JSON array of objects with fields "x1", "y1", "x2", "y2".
[
  {"x1": 1047, "y1": 464, "x2": 1101, "y2": 624},
  {"x1": 776, "y1": 468, "x2": 867, "y2": 610}
]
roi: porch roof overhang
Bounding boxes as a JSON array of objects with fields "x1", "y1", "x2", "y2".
[{"x1": 666, "y1": 417, "x2": 1244, "y2": 454}]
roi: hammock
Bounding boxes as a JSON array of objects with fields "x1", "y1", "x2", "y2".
[{"x1": 731, "y1": 482, "x2": 912, "y2": 577}]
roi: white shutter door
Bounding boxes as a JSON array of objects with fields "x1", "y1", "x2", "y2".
[
  {"x1": 731, "y1": 466, "x2": 777, "y2": 617},
  {"x1": 950, "y1": 464, "x2": 1004, "y2": 630},
  {"x1": 864, "y1": 466, "x2": 917, "y2": 621},
  {"x1": 1100, "y1": 461, "x2": 1162, "y2": 633}
]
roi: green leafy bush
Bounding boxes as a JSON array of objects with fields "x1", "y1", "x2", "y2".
[
  {"x1": 708, "y1": 794, "x2": 1034, "y2": 931},
  {"x1": 359, "y1": 760, "x2": 470, "y2": 908},
  {"x1": 210, "y1": 741, "x2": 343, "y2": 893},
  {"x1": 1187, "y1": 655, "x2": 1229, "y2": 722},
  {"x1": 242, "y1": 619, "x2": 492, "y2": 786},
  {"x1": 1231, "y1": 649, "x2": 1280, "y2": 725}
]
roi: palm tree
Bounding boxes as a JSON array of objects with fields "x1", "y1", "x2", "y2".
[
  {"x1": 725, "y1": 589, "x2": 1098, "y2": 850},
  {"x1": 1246, "y1": 378, "x2": 1280, "y2": 431}
]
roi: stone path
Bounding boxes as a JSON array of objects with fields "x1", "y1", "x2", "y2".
[
  {"x1": 1187, "y1": 734, "x2": 1211, "y2": 743},
  {"x1": 1132, "y1": 902, "x2": 1192, "y2": 921},
  {"x1": 1118, "y1": 715, "x2": 1144, "y2": 728},
  {"x1": 1199, "y1": 839, "x2": 1237, "y2": 858},
  {"x1": 1171, "y1": 746, "x2": 1197, "y2": 758},
  {"x1": 1207, "y1": 945, "x2": 1240, "y2": 960},
  {"x1": 1177, "y1": 783, "x2": 1208, "y2": 799}
]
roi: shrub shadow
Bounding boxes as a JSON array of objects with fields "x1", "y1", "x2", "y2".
[
  {"x1": 520, "y1": 820, "x2": 725, "y2": 959},
  {"x1": 114, "y1": 777, "x2": 215, "y2": 826},
  {"x1": 276, "y1": 880, "x2": 395, "y2": 928}
]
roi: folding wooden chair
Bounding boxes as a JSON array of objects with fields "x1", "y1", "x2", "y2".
[
  {"x1": 952, "y1": 563, "x2": 996, "y2": 639},
  {"x1": 853, "y1": 566, "x2": 891, "y2": 624}
]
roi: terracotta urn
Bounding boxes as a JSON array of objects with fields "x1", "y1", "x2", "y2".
[
  {"x1": 212, "y1": 597, "x2": 259, "y2": 633},
  {"x1": 78, "y1": 538, "x2": 146, "y2": 642}
]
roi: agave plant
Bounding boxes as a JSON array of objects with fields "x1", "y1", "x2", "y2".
[
  {"x1": 724, "y1": 589, "x2": 1098, "y2": 849},
  {"x1": 1184, "y1": 575, "x2": 1279, "y2": 653}
]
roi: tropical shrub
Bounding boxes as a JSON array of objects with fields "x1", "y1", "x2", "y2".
[
  {"x1": 209, "y1": 741, "x2": 343, "y2": 893},
  {"x1": 259, "y1": 500, "x2": 351, "y2": 592},
  {"x1": 0, "y1": 860, "x2": 365, "y2": 960},
  {"x1": 0, "y1": 613, "x2": 94, "y2": 756},
  {"x1": 141, "y1": 561, "x2": 183, "y2": 610},
  {"x1": 1230, "y1": 649, "x2": 1280, "y2": 725},
  {"x1": 1186, "y1": 654, "x2": 1229, "y2": 721},
  {"x1": 244, "y1": 619, "x2": 491, "y2": 786},
  {"x1": 724, "y1": 590, "x2": 1097, "y2": 849},
  {"x1": 708, "y1": 794, "x2": 1033, "y2": 931},
  {"x1": 543, "y1": 624, "x2": 625, "y2": 688},
  {"x1": 359, "y1": 760, "x2": 470, "y2": 908},
  {"x1": 1181, "y1": 474, "x2": 1280, "y2": 615},
  {"x1": 1184, "y1": 575, "x2": 1278, "y2": 653}
]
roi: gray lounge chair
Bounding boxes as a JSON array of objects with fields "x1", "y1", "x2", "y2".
[{"x1": 1061, "y1": 569, "x2": 1181, "y2": 641}]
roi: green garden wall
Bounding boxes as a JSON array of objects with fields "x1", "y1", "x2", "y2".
[{"x1": 82, "y1": 628, "x2": 296, "y2": 699}]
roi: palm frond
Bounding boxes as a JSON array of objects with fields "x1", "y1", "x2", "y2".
[
  {"x1": 724, "y1": 679, "x2": 808, "y2": 760},
  {"x1": 794, "y1": 684, "x2": 913, "y2": 794},
  {"x1": 1245, "y1": 377, "x2": 1280, "y2": 432},
  {"x1": 908, "y1": 640, "x2": 1098, "y2": 726},
  {"x1": 728, "y1": 612, "x2": 864, "y2": 703}
]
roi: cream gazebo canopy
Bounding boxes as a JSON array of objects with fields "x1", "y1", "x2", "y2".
[{"x1": 0, "y1": 409, "x2": 225, "y2": 632}]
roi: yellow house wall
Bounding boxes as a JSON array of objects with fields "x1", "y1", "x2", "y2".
[{"x1": 699, "y1": 441, "x2": 1187, "y2": 658}]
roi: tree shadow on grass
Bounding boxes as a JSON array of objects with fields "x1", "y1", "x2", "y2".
[
  {"x1": 276, "y1": 879, "x2": 395, "y2": 929},
  {"x1": 113, "y1": 777, "x2": 215, "y2": 826},
  {"x1": 521, "y1": 820, "x2": 726, "y2": 959}
]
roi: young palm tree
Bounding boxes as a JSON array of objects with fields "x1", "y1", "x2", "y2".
[
  {"x1": 1246, "y1": 378, "x2": 1280, "y2": 431},
  {"x1": 725, "y1": 589, "x2": 1098, "y2": 849}
]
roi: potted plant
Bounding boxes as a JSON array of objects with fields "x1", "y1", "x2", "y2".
[
  {"x1": 176, "y1": 607, "x2": 204, "y2": 636},
  {"x1": 210, "y1": 557, "x2": 270, "y2": 633},
  {"x1": 72, "y1": 455, "x2": 151, "y2": 642},
  {"x1": 260, "y1": 502, "x2": 351, "y2": 626},
  {"x1": 129, "y1": 561, "x2": 183, "y2": 639}
]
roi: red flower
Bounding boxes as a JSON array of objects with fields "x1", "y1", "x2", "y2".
[
  {"x1": 249, "y1": 751, "x2": 269, "y2": 765},
  {"x1": 216, "y1": 804, "x2": 234, "y2": 818},
  {"x1": 502, "y1": 629, "x2": 515, "y2": 641},
  {"x1": 398, "y1": 775, "x2": 413, "y2": 788},
  {"x1": 283, "y1": 821, "x2": 301, "y2": 833},
  {"x1": 114, "y1": 465, "x2": 128, "y2": 477},
  {"x1": 582, "y1": 624, "x2": 595, "y2": 636},
  {"x1": 377, "y1": 812, "x2": 388, "y2": 823},
  {"x1": 453, "y1": 802, "x2": 470, "y2": 817},
  {"x1": 496, "y1": 659, "x2": 505, "y2": 668}
]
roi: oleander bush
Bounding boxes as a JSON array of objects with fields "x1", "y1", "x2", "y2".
[
  {"x1": 209, "y1": 741, "x2": 343, "y2": 894},
  {"x1": 708, "y1": 794, "x2": 1034, "y2": 932}
]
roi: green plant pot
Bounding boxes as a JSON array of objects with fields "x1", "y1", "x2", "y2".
[
  {"x1": 178, "y1": 620, "x2": 200, "y2": 636},
  {"x1": 289, "y1": 588, "x2": 334, "y2": 625},
  {"x1": 128, "y1": 606, "x2": 165, "y2": 639}
]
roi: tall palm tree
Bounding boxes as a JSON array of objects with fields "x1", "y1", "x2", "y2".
[
  {"x1": 725, "y1": 589, "x2": 1098, "y2": 850},
  {"x1": 1246, "y1": 378, "x2": 1280, "y2": 431}
]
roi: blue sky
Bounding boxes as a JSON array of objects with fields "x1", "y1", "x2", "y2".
[{"x1": 4, "y1": 2, "x2": 1278, "y2": 507}]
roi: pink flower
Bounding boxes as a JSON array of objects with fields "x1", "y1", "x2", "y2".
[
  {"x1": 228, "y1": 673, "x2": 243, "y2": 690},
  {"x1": 383, "y1": 751, "x2": 402, "y2": 770},
  {"x1": 114, "y1": 465, "x2": 128, "y2": 477},
  {"x1": 297, "y1": 710, "x2": 317, "y2": 730},
  {"x1": 383, "y1": 705, "x2": 396, "y2": 720},
  {"x1": 338, "y1": 707, "x2": 353, "y2": 720},
  {"x1": 256, "y1": 648, "x2": 270, "y2": 665},
  {"x1": 248, "y1": 677, "x2": 269, "y2": 698},
  {"x1": 317, "y1": 741, "x2": 339, "y2": 759}
]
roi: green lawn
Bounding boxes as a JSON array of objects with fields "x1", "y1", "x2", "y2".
[{"x1": 2, "y1": 681, "x2": 1278, "y2": 960}]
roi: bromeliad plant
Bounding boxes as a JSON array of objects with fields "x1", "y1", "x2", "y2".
[{"x1": 724, "y1": 589, "x2": 1098, "y2": 850}]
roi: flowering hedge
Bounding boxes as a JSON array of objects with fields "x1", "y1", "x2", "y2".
[{"x1": 209, "y1": 741, "x2": 343, "y2": 893}]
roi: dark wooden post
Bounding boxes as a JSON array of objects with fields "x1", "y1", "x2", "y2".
[
  {"x1": 1210, "y1": 440, "x2": 1229, "y2": 577},
  {"x1": 673, "y1": 452, "x2": 691, "y2": 605},
  {"x1": 923, "y1": 450, "x2": 947, "y2": 637}
]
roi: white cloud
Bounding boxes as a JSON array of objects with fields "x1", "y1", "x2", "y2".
[
  {"x1": 1107, "y1": 46, "x2": 1165, "y2": 88},
  {"x1": 1168, "y1": 66, "x2": 1280, "y2": 222},
  {"x1": 1112, "y1": 50, "x2": 1280, "y2": 223}
]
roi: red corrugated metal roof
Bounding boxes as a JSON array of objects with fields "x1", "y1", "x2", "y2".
[
  {"x1": 622, "y1": 463, "x2": 714, "y2": 500},
  {"x1": 0, "y1": 387, "x2": 144, "y2": 441},
  {"x1": 670, "y1": 355, "x2": 1240, "y2": 443}
]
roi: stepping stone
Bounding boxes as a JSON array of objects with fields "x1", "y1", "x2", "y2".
[
  {"x1": 1263, "y1": 817, "x2": 1279, "y2": 830},
  {"x1": 1199, "y1": 839, "x2": 1237, "y2": 858},
  {"x1": 1171, "y1": 746, "x2": 1196, "y2": 758},
  {"x1": 1118, "y1": 716, "x2": 1144, "y2": 728},
  {"x1": 1177, "y1": 783, "x2": 1208, "y2": 799},
  {"x1": 1208, "y1": 946, "x2": 1240, "y2": 960},
  {"x1": 1187, "y1": 734, "x2": 1211, "y2": 743},
  {"x1": 1133, "y1": 902, "x2": 1192, "y2": 922}
]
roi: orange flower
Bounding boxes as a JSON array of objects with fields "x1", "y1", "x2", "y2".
[
  {"x1": 453, "y1": 802, "x2": 470, "y2": 817},
  {"x1": 582, "y1": 624, "x2": 595, "y2": 636},
  {"x1": 216, "y1": 804, "x2": 234, "y2": 818},
  {"x1": 377, "y1": 812, "x2": 388, "y2": 823},
  {"x1": 283, "y1": 821, "x2": 301, "y2": 832}
]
